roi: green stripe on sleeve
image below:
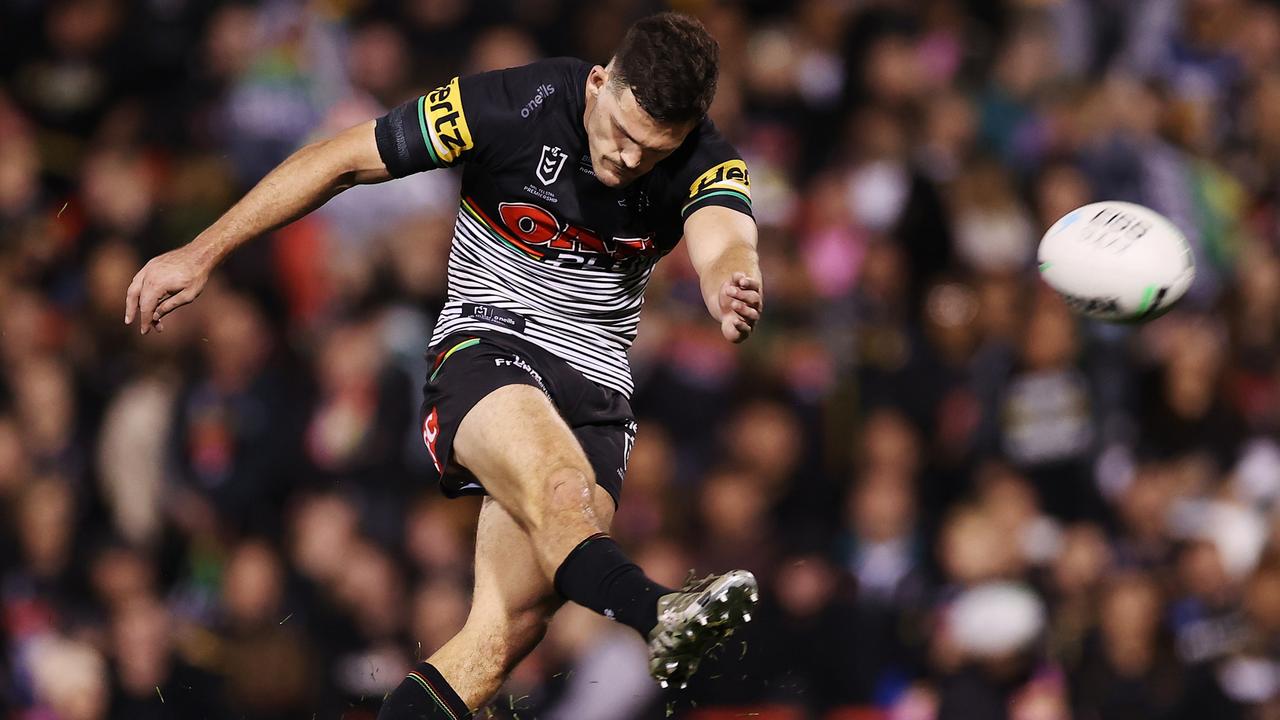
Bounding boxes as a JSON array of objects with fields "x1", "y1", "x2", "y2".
[
  {"x1": 417, "y1": 96, "x2": 442, "y2": 168},
  {"x1": 682, "y1": 189, "x2": 752, "y2": 216}
]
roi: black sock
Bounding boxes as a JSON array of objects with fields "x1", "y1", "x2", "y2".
[
  {"x1": 378, "y1": 662, "x2": 473, "y2": 720},
  {"x1": 553, "y1": 533, "x2": 673, "y2": 636}
]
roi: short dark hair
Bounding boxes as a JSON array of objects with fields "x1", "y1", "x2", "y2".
[{"x1": 609, "y1": 12, "x2": 719, "y2": 125}]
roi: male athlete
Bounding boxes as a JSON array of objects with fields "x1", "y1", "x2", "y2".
[{"x1": 125, "y1": 12, "x2": 762, "y2": 719}]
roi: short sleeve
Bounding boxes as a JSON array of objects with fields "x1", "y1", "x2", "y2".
[
  {"x1": 373, "y1": 58, "x2": 586, "y2": 179},
  {"x1": 375, "y1": 76, "x2": 478, "y2": 177},
  {"x1": 374, "y1": 62, "x2": 563, "y2": 178},
  {"x1": 672, "y1": 122, "x2": 754, "y2": 221}
]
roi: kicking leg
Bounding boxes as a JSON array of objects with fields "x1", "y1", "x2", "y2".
[
  {"x1": 379, "y1": 491, "x2": 614, "y2": 719},
  {"x1": 452, "y1": 385, "x2": 672, "y2": 635},
  {"x1": 382, "y1": 381, "x2": 756, "y2": 715},
  {"x1": 453, "y1": 385, "x2": 758, "y2": 690}
]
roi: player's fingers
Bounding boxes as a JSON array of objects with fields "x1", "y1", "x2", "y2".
[
  {"x1": 721, "y1": 316, "x2": 741, "y2": 342},
  {"x1": 722, "y1": 315, "x2": 752, "y2": 342},
  {"x1": 728, "y1": 287, "x2": 762, "y2": 308},
  {"x1": 152, "y1": 288, "x2": 197, "y2": 322},
  {"x1": 735, "y1": 275, "x2": 760, "y2": 292},
  {"x1": 720, "y1": 280, "x2": 741, "y2": 312},
  {"x1": 137, "y1": 284, "x2": 164, "y2": 335},
  {"x1": 732, "y1": 301, "x2": 760, "y2": 322},
  {"x1": 150, "y1": 293, "x2": 172, "y2": 328},
  {"x1": 733, "y1": 278, "x2": 763, "y2": 311},
  {"x1": 125, "y1": 270, "x2": 145, "y2": 324}
]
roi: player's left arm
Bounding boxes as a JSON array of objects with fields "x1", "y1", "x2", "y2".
[{"x1": 685, "y1": 205, "x2": 762, "y2": 344}]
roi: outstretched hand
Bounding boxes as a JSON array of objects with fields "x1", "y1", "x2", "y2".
[
  {"x1": 717, "y1": 272, "x2": 763, "y2": 343},
  {"x1": 124, "y1": 245, "x2": 210, "y2": 335}
]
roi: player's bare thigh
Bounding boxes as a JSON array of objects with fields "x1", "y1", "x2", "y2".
[{"x1": 452, "y1": 384, "x2": 604, "y2": 535}]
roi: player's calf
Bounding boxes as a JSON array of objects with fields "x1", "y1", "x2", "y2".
[{"x1": 378, "y1": 604, "x2": 552, "y2": 719}]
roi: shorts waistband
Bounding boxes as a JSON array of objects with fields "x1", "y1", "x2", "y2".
[{"x1": 459, "y1": 303, "x2": 527, "y2": 333}]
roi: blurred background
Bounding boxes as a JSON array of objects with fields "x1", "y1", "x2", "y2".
[{"x1": 3, "y1": 0, "x2": 1280, "y2": 717}]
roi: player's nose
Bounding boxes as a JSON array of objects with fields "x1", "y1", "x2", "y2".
[{"x1": 620, "y1": 146, "x2": 641, "y2": 170}]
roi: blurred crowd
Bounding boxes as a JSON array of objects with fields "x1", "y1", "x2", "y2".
[{"x1": 4, "y1": 0, "x2": 1280, "y2": 718}]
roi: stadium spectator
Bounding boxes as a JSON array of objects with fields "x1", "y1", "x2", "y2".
[{"x1": 4, "y1": 0, "x2": 1280, "y2": 717}]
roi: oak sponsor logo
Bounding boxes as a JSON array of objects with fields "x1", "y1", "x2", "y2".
[
  {"x1": 498, "y1": 201, "x2": 657, "y2": 262},
  {"x1": 688, "y1": 159, "x2": 751, "y2": 199},
  {"x1": 422, "y1": 76, "x2": 474, "y2": 166}
]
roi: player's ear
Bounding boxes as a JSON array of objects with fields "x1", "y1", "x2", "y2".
[{"x1": 587, "y1": 65, "x2": 608, "y2": 98}]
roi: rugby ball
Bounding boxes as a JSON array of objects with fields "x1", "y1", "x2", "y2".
[{"x1": 1037, "y1": 201, "x2": 1195, "y2": 322}]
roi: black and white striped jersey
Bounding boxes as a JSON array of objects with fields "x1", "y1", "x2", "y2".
[{"x1": 373, "y1": 57, "x2": 753, "y2": 396}]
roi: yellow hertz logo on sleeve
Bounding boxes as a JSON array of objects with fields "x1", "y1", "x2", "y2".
[
  {"x1": 417, "y1": 77, "x2": 474, "y2": 167},
  {"x1": 688, "y1": 159, "x2": 751, "y2": 201}
]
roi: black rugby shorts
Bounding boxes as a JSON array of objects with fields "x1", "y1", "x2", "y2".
[{"x1": 419, "y1": 329, "x2": 635, "y2": 507}]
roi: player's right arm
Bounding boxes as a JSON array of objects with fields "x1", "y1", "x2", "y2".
[
  {"x1": 124, "y1": 119, "x2": 389, "y2": 334},
  {"x1": 127, "y1": 65, "x2": 529, "y2": 334}
]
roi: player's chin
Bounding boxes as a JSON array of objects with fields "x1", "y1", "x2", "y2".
[
  {"x1": 595, "y1": 162, "x2": 634, "y2": 188},
  {"x1": 599, "y1": 171, "x2": 631, "y2": 188}
]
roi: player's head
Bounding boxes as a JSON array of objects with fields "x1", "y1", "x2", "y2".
[{"x1": 584, "y1": 12, "x2": 719, "y2": 187}]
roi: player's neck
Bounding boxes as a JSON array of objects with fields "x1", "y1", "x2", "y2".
[{"x1": 581, "y1": 78, "x2": 593, "y2": 137}]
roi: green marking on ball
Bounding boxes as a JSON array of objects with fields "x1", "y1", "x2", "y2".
[
  {"x1": 1038, "y1": 261, "x2": 1052, "y2": 272},
  {"x1": 1135, "y1": 284, "x2": 1158, "y2": 314}
]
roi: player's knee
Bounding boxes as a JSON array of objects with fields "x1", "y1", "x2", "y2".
[
  {"x1": 501, "y1": 457, "x2": 595, "y2": 530},
  {"x1": 523, "y1": 463, "x2": 597, "y2": 530}
]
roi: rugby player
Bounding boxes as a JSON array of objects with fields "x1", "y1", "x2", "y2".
[{"x1": 124, "y1": 12, "x2": 762, "y2": 719}]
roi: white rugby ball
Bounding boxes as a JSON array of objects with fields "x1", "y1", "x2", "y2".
[{"x1": 1038, "y1": 201, "x2": 1195, "y2": 322}]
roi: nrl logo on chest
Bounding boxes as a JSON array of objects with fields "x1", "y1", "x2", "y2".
[{"x1": 537, "y1": 145, "x2": 568, "y2": 185}]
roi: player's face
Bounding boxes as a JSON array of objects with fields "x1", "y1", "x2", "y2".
[{"x1": 584, "y1": 66, "x2": 695, "y2": 188}]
